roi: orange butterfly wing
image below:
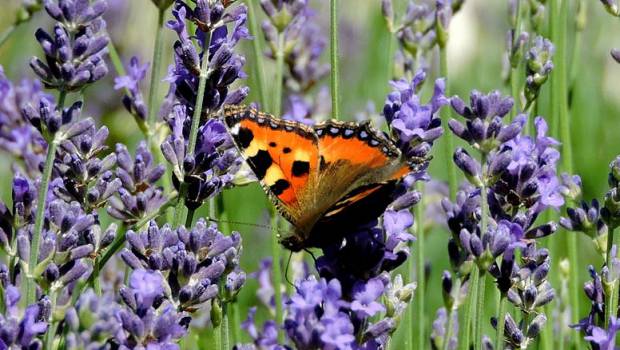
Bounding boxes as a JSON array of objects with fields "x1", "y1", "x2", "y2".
[{"x1": 224, "y1": 106, "x2": 319, "y2": 227}]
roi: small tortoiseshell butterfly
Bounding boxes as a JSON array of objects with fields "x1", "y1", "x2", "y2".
[{"x1": 224, "y1": 105, "x2": 417, "y2": 252}]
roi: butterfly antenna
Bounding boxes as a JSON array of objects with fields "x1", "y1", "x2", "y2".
[
  {"x1": 303, "y1": 248, "x2": 318, "y2": 265},
  {"x1": 204, "y1": 216, "x2": 284, "y2": 233}
]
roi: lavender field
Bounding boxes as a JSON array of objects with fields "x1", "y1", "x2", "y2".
[{"x1": 1, "y1": 0, "x2": 620, "y2": 349}]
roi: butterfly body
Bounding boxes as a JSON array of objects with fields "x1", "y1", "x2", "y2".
[{"x1": 224, "y1": 105, "x2": 415, "y2": 251}]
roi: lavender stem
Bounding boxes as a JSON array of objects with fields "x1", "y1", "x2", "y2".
[
  {"x1": 415, "y1": 182, "x2": 425, "y2": 350},
  {"x1": 509, "y1": 0, "x2": 523, "y2": 117},
  {"x1": 24, "y1": 90, "x2": 65, "y2": 306},
  {"x1": 473, "y1": 152, "x2": 489, "y2": 349},
  {"x1": 330, "y1": 0, "x2": 340, "y2": 120},
  {"x1": 173, "y1": 29, "x2": 213, "y2": 228},
  {"x1": 461, "y1": 267, "x2": 479, "y2": 350},
  {"x1": 442, "y1": 279, "x2": 461, "y2": 350},
  {"x1": 0, "y1": 24, "x2": 16, "y2": 48},
  {"x1": 271, "y1": 213, "x2": 285, "y2": 344},
  {"x1": 439, "y1": 43, "x2": 456, "y2": 199},
  {"x1": 146, "y1": 8, "x2": 166, "y2": 148},
  {"x1": 552, "y1": 0, "x2": 580, "y2": 345},
  {"x1": 494, "y1": 296, "x2": 507, "y2": 350},
  {"x1": 247, "y1": 0, "x2": 268, "y2": 108}
]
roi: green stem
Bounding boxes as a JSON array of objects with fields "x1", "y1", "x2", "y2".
[
  {"x1": 509, "y1": 0, "x2": 523, "y2": 118},
  {"x1": 107, "y1": 39, "x2": 127, "y2": 79},
  {"x1": 606, "y1": 228, "x2": 618, "y2": 328},
  {"x1": 415, "y1": 182, "x2": 425, "y2": 350},
  {"x1": 461, "y1": 267, "x2": 479, "y2": 350},
  {"x1": 146, "y1": 8, "x2": 166, "y2": 148},
  {"x1": 0, "y1": 24, "x2": 16, "y2": 48},
  {"x1": 246, "y1": 0, "x2": 268, "y2": 109},
  {"x1": 230, "y1": 300, "x2": 240, "y2": 345},
  {"x1": 439, "y1": 44, "x2": 456, "y2": 198},
  {"x1": 221, "y1": 301, "x2": 230, "y2": 350},
  {"x1": 473, "y1": 271, "x2": 487, "y2": 349},
  {"x1": 495, "y1": 296, "x2": 507, "y2": 350},
  {"x1": 330, "y1": 0, "x2": 340, "y2": 120},
  {"x1": 43, "y1": 290, "x2": 58, "y2": 350},
  {"x1": 271, "y1": 214, "x2": 285, "y2": 343},
  {"x1": 25, "y1": 91, "x2": 66, "y2": 306},
  {"x1": 554, "y1": 0, "x2": 580, "y2": 345},
  {"x1": 472, "y1": 153, "x2": 489, "y2": 350},
  {"x1": 273, "y1": 33, "x2": 285, "y2": 114},
  {"x1": 172, "y1": 30, "x2": 213, "y2": 227},
  {"x1": 442, "y1": 280, "x2": 461, "y2": 350}
]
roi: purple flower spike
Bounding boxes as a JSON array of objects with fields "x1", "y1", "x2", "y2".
[
  {"x1": 351, "y1": 278, "x2": 386, "y2": 318},
  {"x1": 383, "y1": 70, "x2": 446, "y2": 161},
  {"x1": 32, "y1": 0, "x2": 109, "y2": 91},
  {"x1": 129, "y1": 269, "x2": 165, "y2": 309},
  {"x1": 115, "y1": 56, "x2": 149, "y2": 122}
]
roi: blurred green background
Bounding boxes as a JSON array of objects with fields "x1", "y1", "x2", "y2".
[{"x1": 1, "y1": 0, "x2": 620, "y2": 347}]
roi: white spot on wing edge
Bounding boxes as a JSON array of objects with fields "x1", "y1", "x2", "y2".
[{"x1": 229, "y1": 123, "x2": 240, "y2": 135}]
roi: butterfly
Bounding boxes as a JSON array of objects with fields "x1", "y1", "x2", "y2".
[{"x1": 223, "y1": 105, "x2": 420, "y2": 252}]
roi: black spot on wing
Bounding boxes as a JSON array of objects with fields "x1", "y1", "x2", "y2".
[
  {"x1": 270, "y1": 179, "x2": 290, "y2": 195},
  {"x1": 283, "y1": 147, "x2": 292, "y2": 154},
  {"x1": 237, "y1": 127, "x2": 254, "y2": 149},
  {"x1": 269, "y1": 142, "x2": 277, "y2": 147},
  {"x1": 248, "y1": 149, "x2": 272, "y2": 180},
  {"x1": 291, "y1": 160, "x2": 310, "y2": 177}
]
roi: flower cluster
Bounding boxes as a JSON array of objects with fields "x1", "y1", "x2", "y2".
[
  {"x1": 382, "y1": 0, "x2": 464, "y2": 75},
  {"x1": 166, "y1": 0, "x2": 250, "y2": 114},
  {"x1": 492, "y1": 245, "x2": 553, "y2": 348},
  {"x1": 524, "y1": 36, "x2": 554, "y2": 109},
  {"x1": 120, "y1": 219, "x2": 245, "y2": 311},
  {"x1": 445, "y1": 89, "x2": 562, "y2": 347},
  {"x1": 30, "y1": 0, "x2": 109, "y2": 91},
  {"x1": 383, "y1": 69, "x2": 446, "y2": 161},
  {"x1": 0, "y1": 277, "x2": 49, "y2": 349},
  {"x1": 240, "y1": 273, "x2": 415, "y2": 349},
  {"x1": 64, "y1": 270, "x2": 189, "y2": 348},
  {"x1": 161, "y1": 105, "x2": 242, "y2": 210},
  {"x1": 114, "y1": 56, "x2": 149, "y2": 125},
  {"x1": 107, "y1": 142, "x2": 168, "y2": 225},
  {"x1": 260, "y1": 0, "x2": 330, "y2": 124},
  {"x1": 0, "y1": 68, "x2": 49, "y2": 177}
]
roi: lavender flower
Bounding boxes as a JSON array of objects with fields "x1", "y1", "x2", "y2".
[
  {"x1": 0, "y1": 284, "x2": 48, "y2": 349},
  {"x1": 449, "y1": 90, "x2": 522, "y2": 155},
  {"x1": 22, "y1": 97, "x2": 86, "y2": 142},
  {"x1": 54, "y1": 120, "x2": 119, "y2": 212},
  {"x1": 600, "y1": 0, "x2": 620, "y2": 16},
  {"x1": 63, "y1": 290, "x2": 121, "y2": 348},
  {"x1": 120, "y1": 219, "x2": 244, "y2": 310},
  {"x1": 561, "y1": 199, "x2": 608, "y2": 255},
  {"x1": 114, "y1": 56, "x2": 149, "y2": 125},
  {"x1": 489, "y1": 117, "x2": 563, "y2": 232},
  {"x1": 283, "y1": 87, "x2": 330, "y2": 125},
  {"x1": 431, "y1": 307, "x2": 458, "y2": 350},
  {"x1": 30, "y1": 0, "x2": 109, "y2": 91},
  {"x1": 584, "y1": 317, "x2": 620, "y2": 350},
  {"x1": 383, "y1": 69, "x2": 446, "y2": 161},
  {"x1": 161, "y1": 105, "x2": 242, "y2": 210},
  {"x1": 524, "y1": 36, "x2": 554, "y2": 109},
  {"x1": 612, "y1": 49, "x2": 620, "y2": 64},
  {"x1": 0, "y1": 68, "x2": 49, "y2": 176},
  {"x1": 107, "y1": 142, "x2": 167, "y2": 225},
  {"x1": 117, "y1": 270, "x2": 189, "y2": 347},
  {"x1": 166, "y1": 0, "x2": 249, "y2": 114}
]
